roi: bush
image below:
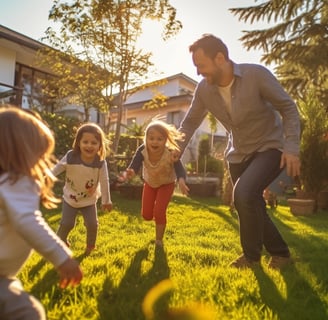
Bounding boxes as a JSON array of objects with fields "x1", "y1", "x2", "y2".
[
  {"x1": 298, "y1": 91, "x2": 328, "y2": 195},
  {"x1": 197, "y1": 134, "x2": 224, "y2": 178},
  {"x1": 40, "y1": 111, "x2": 81, "y2": 157},
  {"x1": 198, "y1": 156, "x2": 224, "y2": 179}
]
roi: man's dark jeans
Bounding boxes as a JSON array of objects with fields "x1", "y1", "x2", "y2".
[{"x1": 229, "y1": 149, "x2": 290, "y2": 261}]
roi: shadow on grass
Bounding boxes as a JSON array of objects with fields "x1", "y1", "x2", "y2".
[
  {"x1": 110, "y1": 191, "x2": 142, "y2": 217},
  {"x1": 29, "y1": 253, "x2": 87, "y2": 306},
  {"x1": 170, "y1": 194, "x2": 240, "y2": 232},
  {"x1": 27, "y1": 258, "x2": 47, "y2": 282},
  {"x1": 112, "y1": 191, "x2": 240, "y2": 231},
  {"x1": 253, "y1": 263, "x2": 328, "y2": 319},
  {"x1": 253, "y1": 210, "x2": 328, "y2": 319},
  {"x1": 97, "y1": 244, "x2": 170, "y2": 320}
]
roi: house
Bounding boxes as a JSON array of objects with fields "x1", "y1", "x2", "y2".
[
  {"x1": 0, "y1": 24, "x2": 99, "y2": 122},
  {"x1": 0, "y1": 24, "x2": 227, "y2": 163},
  {"x1": 109, "y1": 73, "x2": 227, "y2": 163},
  {"x1": 0, "y1": 24, "x2": 47, "y2": 109}
]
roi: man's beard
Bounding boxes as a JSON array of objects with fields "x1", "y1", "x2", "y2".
[{"x1": 204, "y1": 68, "x2": 222, "y2": 85}]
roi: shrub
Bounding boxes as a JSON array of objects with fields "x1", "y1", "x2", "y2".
[
  {"x1": 298, "y1": 90, "x2": 328, "y2": 195},
  {"x1": 40, "y1": 111, "x2": 81, "y2": 157}
]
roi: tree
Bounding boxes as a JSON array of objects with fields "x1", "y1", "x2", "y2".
[
  {"x1": 40, "y1": 0, "x2": 182, "y2": 154},
  {"x1": 230, "y1": 0, "x2": 328, "y2": 109},
  {"x1": 298, "y1": 87, "x2": 328, "y2": 196},
  {"x1": 207, "y1": 113, "x2": 218, "y2": 150},
  {"x1": 36, "y1": 46, "x2": 110, "y2": 122}
]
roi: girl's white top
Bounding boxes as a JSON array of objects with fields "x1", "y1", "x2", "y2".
[
  {"x1": 52, "y1": 150, "x2": 111, "y2": 208},
  {"x1": 0, "y1": 174, "x2": 72, "y2": 277}
]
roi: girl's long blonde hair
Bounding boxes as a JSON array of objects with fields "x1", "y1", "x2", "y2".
[
  {"x1": 143, "y1": 120, "x2": 185, "y2": 151},
  {"x1": 0, "y1": 106, "x2": 58, "y2": 208}
]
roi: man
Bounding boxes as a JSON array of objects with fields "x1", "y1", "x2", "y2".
[{"x1": 177, "y1": 34, "x2": 301, "y2": 269}]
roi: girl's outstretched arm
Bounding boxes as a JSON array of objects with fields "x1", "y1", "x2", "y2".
[{"x1": 178, "y1": 177, "x2": 189, "y2": 196}]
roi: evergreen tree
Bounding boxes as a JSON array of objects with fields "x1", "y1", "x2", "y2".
[{"x1": 230, "y1": 0, "x2": 328, "y2": 109}]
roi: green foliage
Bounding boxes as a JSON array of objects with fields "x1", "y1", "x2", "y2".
[
  {"x1": 198, "y1": 134, "x2": 211, "y2": 157},
  {"x1": 196, "y1": 134, "x2": 224, "y2": 178},
  {"x1": 198, "y1": 156, "x2": 224, "y2": 179},
  {"x1": 110, "y1": 133, "x2": 142, "y2": 157},
  {"x1": 120, "y1": 175, "x2": 144, "y2": 186},
  {"x1": 20, "y1": 193, "x2": 328, "y2": 319},
  {"x1": 143, "y1": 91, "x2": 168, "y2": 110},
  {"x1": 207, "y1": 112, "x2": 218, "y2": 134},
  {"x1": 42, "y1": 0, "x2": 182, "y2": 154},
  {"x1": 36, "y1": 47, "x2": 112, "y2": 122},
  {"x1": 298, "y1": 91, "x2": 328, "y2": 194},
  {"x1": 41, "y1": 111, "x2": 81, "y2": 157},
  {"x1": 230, "y1": 0, "x2": 328, "y2": 109}
]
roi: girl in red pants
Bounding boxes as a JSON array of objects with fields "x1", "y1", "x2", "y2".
[{"x1": 125, "y1": 120, "x2": 189, "y2": 246}]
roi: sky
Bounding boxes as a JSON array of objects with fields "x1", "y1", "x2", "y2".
[{"x1": 0, "y1": 0, "x2": 272, "y2": 81}]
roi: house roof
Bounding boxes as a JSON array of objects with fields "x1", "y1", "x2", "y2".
[
  {"x1": 0, "y1": 24, "x2": 55, "y2": 73},
  {"x1": 163, "y1": 72, "x2": 198, "y2": 86},
  {"x1": 0, "y1": 24, "x2": 48, "y2": 51},
  {"x1": 121, "y1": 93, "x2": 194, "y2": 110}
]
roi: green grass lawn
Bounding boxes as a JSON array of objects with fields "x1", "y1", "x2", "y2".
[{"x1": 19, "y1": 192, "x2": 328, "y2": 320}]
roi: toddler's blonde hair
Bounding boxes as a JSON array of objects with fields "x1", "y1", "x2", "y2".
[{"x1": 143, "y1": 120, "x2": 184, "y2": 151}]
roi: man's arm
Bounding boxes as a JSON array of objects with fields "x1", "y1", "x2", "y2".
[{"x1": 178, "y1": 84, "x2": 208, "y2": 155}]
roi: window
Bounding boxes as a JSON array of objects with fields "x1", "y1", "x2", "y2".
[
  {"x1": 127, "y1": 117, "x2": 136, "y2": 127},
  {"x1": 167, "y1": 111, "x2": 181, "y2": 128},
  {"x1": 14, "y1": 63, "x2": 55, "y2": 111}
]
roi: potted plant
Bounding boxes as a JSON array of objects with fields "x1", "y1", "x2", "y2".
[
  {"x1": 186, "y1": 134, "x2": 223, "y2": 197},
  {"x1": 288, "y1": 90, "x2": 328, "y2": 215},
  {"x1": 117, "y1": 175, "x2": 144, "y2": 199}
]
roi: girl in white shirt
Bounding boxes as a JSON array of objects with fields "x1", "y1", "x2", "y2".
[{"x1": 52, "y1": 123, "x2": 112, "y2": 255}]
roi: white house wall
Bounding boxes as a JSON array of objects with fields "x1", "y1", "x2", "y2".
[
  {"x1": 125, "y1": 77, "x2": 193, "y2": 104},
  {"x1": 1, "y1": 24, "x2": 227, "y2": 149},
  {"x1": 0, "y1": 46, "x2": 15, "y2": 87}
]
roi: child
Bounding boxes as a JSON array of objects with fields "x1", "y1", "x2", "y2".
[
  {"x1": 125, "y1": 120, "x2": 189, "y2": 247},
  {"x1": 0, "y1": 106, "x2": 83, "y2": 320},
  {"x1": 52, "y1": 123, "x2": 112, "y2": 255}
]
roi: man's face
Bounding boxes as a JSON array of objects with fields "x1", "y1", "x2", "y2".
[{"x1": 192, "y1": 48, "x2": 222, "y2": 85}]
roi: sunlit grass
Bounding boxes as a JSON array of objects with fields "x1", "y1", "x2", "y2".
[{"x1": 19, "y1": 192, "x2": 328, "y2": 319}]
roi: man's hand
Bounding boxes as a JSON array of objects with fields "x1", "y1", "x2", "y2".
[{"x1": 280, "y1": 153, "x2": 301, "y2": 177}]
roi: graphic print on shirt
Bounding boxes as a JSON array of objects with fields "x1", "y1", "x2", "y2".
[
  {"x1": 67, "y1": 176, "x2": 96, "y2": 202},
  {"x1": 85, "y1": 179, "x2": 97, "y2": 196}
]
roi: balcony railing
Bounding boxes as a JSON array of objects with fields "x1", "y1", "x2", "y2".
[{"x1": 0, "y1": 82, "x2": 23, "y2": 106}]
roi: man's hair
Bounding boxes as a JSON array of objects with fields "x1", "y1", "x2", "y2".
[{"x1": 189, "y1": 34, "x2": 229, "y2": 60}]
